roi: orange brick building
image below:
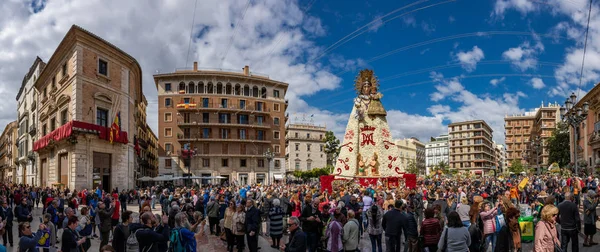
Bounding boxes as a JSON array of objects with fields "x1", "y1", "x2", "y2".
[
  {"x1": 154, "y1": 65, "x2": 287, "y2": 185},
  {"x1": 32, "y1": 25, "x2": 144, "y2": 191}
]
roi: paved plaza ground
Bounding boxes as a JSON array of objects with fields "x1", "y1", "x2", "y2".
[{"x1": 3, "y1": 202, "x2": 600, "y2": 251}]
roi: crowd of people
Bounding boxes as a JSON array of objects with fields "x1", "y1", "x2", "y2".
[{"x1": 0, "y1": 173, "x2": 596, "y2": 252}]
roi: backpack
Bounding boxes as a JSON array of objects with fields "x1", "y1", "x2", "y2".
[
  {"x1": 169, "y1": 228, "x2": 193, "y2": 252},
  {"x1": 127, "y1": 229, "x2": 145, "y2": 252}
]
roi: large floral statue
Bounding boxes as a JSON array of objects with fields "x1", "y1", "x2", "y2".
[{"x1": 335, "y1": 69, "x2": 403, "y2": 177}]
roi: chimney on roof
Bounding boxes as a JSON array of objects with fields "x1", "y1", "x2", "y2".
[
  {"x1": 243, "y1": 65, "x2": 249, "y2": 76},
  {"x1": 193, "y1": 62, "x2": 198, "y2": 71}
]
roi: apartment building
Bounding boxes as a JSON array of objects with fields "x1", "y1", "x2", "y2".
[
  {"x1": 395, "y1": 138, "x2": 423, "y2": 173},
  {"x1": 154, "y1": 64, "x2": 287, "y2": 185},
  {"x1": 504, "y1": 103, "x2": 560, "y2": 173},
  {"x1": 494, "y1": 143, "x2": 507, "y2": 173},
  {"x1": 135, "y1": 95, "x2": 159, "y2": 183},
  {"x1": 15, "y1": 57, "x2": 46, "y2": 186},
  {"x1": 0, "y1": 121, "x2": 17, "y2": 182},
  {"x1": 285, "y1": 123, "x2": 327, "y2": 173},
  {"x1": 413, "y1": 138, "x2": 426, "y2": 174},
  {"x1": 448, "y1": 120, "x2": 495, "y2": 175},
  {"x1": 32, "y1": 25, "x2": 143, "y2": 191},
  {"x1": 572, "y1": 85, "x2": 600, "y2": 174},
  {"x1": 425, "y1": 134, "x2": 449, "y2": 175}
]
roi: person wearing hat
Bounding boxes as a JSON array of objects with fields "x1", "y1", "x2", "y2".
[{"x1": 583, "y1": 190, "x2": 599, "y2": 247}]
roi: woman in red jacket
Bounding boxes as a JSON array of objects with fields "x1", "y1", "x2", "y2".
[{"x1": 420, "y1": 208, "x2": 441, "y2": 252}]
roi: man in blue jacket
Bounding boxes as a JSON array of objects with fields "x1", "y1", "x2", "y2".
[
  {"x1": 0, "y1": 201, "x2": 13, "y2": 247},
  {"x1": 16, "y1": 199, "x2": 32, "y2": 237},
  {"x1": 382, "y1": 200, "x2": 404, "y2": 252},
  {"x1": 18, "y1": 222, "x2": 46, "y2": 251}
]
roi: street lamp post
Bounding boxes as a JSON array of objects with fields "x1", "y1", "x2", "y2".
[
  {"x1": 184, "y1": 143, "x2": 197, "y2": 185},
  {"x1": 264, "y1": 148, "x2": 274, "y2": 185},
  {"x1": 560, "y1": 92, "x2": 589, "y2": 176},
  {"x1": 521, "y1": 150, "x2": 528, "y2": 174},
  {"x1": 530, "y1": 136, "x2": 542, "y2": 175}
]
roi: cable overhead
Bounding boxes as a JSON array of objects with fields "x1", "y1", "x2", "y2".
[
  {"x1": 219, "y1": 0, "x2": 252, "y2": 68},
  {"x1": 185, "y1": 0, "x2": 199, "y2": 69},
  {"x1": 304, "y1": 0, "x2": 318, "y2": 12},
  {"x1": 333, "y1": 31, "x2": 565, "y2": 77},
  {"x1": 309, "y1": 0, "x2": 430, "y2": 63},
  {"x1": 325, "y1": 73, "x2": 557, "y2": 107},
  {"x1": 313, "y1": 60, "x2": 561, "y2": 103},
  {"x1": 576, "y1": 0, "x2": 593, "y2": 99}
]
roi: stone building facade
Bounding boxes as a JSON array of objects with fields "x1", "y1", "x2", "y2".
[
  {"x1": 32, "y1": 25, "x2": 143, "y2": 191},
  {"x1": 155, "y1": 65, "x2": 287, "y2": 185},
  {"x1": 16, "y1": 57, "x2": 46, "y2": 186},
  {"x1": 0, "y1": 121, "x2": 18, "y2": 183},
  {"x1": 285, "y1": 123, "x2": 327, "y2": 172}
]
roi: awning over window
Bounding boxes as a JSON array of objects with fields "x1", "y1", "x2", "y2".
[
  {"x1": 33, "y1": 120, "x2": 128, "y2": 151},
  {"x1": 273, "y1": 174, "x2": 284, "y2": 179}
]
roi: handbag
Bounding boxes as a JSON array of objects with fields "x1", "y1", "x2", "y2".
[
  {"x1": 495, "y1": 214, "x2": 506, "y2": 233},
  {"x1": 543, "y1": 222, "x2": 563, "y2": 252}
]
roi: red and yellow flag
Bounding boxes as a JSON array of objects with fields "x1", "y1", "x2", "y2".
[{"x1": 109, "y1": 111, "x2": 121, "y2": 144}]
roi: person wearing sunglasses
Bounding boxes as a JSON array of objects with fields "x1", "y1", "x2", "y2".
[
  {"x1": 281, "y1": 216, "x2": 306, "y2": 252},
  {"x1": 17, "y1": 222, "x2": 47, "y2": 252}
]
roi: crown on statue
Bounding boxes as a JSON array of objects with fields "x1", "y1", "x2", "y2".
[
  {"x1": 354, "y1": 69, "x2": 379, "y2": 94},
  {"x1": 360, "y1": 125, "x2": 376, "y2": 132}
]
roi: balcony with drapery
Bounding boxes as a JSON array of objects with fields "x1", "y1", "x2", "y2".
[{"x1": 33, "y1": 120, "x2": 128, "y2": 151}]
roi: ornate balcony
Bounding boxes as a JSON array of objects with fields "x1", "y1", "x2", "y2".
[{"x1": 28, "y1": 124, "x2": 36, "y2": 136}]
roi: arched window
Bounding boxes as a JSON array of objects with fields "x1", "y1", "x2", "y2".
[
  {"x1": 226, "y1": 83, "x2": 232, "y2": 95},
  {"x1": 234, "y1": 84, "x2": 241, "y2": 95},
  {"x1": 207, "y1": 83, "x2": 214, "y2": 94},
  {"x1": 188, "y1": 82, "x2": 195, "y2": 93},
  {"x1": 179, "y1": 82, "x2": 186, "y2": 92},
  {"x1": 216, "y1": 83, "x2": 223, "y2": 94},
  {"x1": 252, "y1": 86, "x2": 259, "y2": 97},
  {"x1": 261, "y1": 87, "x2": 267, "y2": 98},
  {"x1": 198, "y1": 82, "x2": 205, "y2": 94},
  {"x1": 243, "y1": 85, "x2": 250, "y2": 96}
]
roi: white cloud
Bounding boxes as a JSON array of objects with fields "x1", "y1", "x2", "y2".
[
  {"x1": 529, "y1": 78, "x2": 546, "y2": 89},
  {"x1": 448, "y1": 16, "x2": 455, "y2": 23},
  {"x1": 490, "y1": 77, "x2": 506, "y2": 86},
  {"x1": 368, "y1": 16, "x2": 384, "y2": 32},
  {"x1": 401, "y1": 16, "x2": 417, "y2": 27},
  {"x1": 420, "y1": 48, "x2": 430, "y2": 55},
  {"x1": 0, "y1": 0, "x2": 350, "y2": 134},
  {"x1": 454, "y1": 46, "x2": 485, "y2": 72},
  {"x1": 421, "y1": 21, "x2": 435, "y2": 34},
  {"x1": 429, "y1": 72, "x2": 465, "y2": 101},
  {"x1": 502, "y1": 41, "x2": 544, "y2": 71},
  {"x1": 492, "y1": 0, "x2": 537, "y2": 18},
  {"x1": 425, "y1": 74, "x2": 526, "y2": 143}
]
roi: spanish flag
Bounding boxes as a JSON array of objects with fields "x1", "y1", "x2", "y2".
[{"x1": 109, "y1": 111, "x2": 120, "y2": 144}]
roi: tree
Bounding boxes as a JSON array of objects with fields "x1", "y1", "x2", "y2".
[
  {"x1": 324, "y1": 131, "x2": 341, "y2": 166},
  {"x1": 434, "y1": 160, "x2": 449, "y2": 174},
  {"x1": 406, "y1": 160, "x2": 420, "y2": 175},
  {"x1": 509, "y1": 159, "x2": 524, "y2": 174},
  {"x1": 546, "y1": 122, "x2": 570, "y2": 168}
]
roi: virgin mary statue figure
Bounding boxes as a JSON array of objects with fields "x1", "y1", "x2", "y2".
[{"x1": 335, "y1": 69, "x2": 403, "y2": 177}]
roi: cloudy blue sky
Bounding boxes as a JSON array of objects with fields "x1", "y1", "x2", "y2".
[{"x1": 0, "y1": 0, "x2": 598, "y2": 144}]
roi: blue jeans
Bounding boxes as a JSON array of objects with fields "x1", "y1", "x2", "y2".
[
  {"x1": 462, "y1": 221, "x2": 471, "y2": 228},
  {"x1": 483, "y1": 233, "x2": 497, "y2": 252},
  {"x1": 369, "y1": 234, "x2": 382, "y2": 252}
]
